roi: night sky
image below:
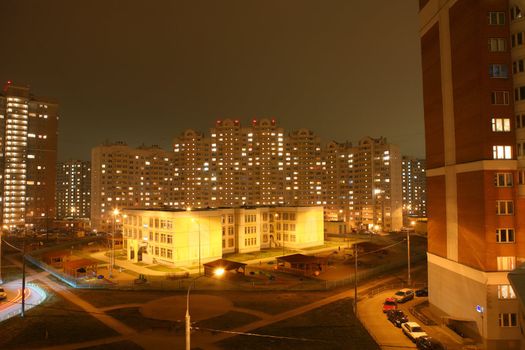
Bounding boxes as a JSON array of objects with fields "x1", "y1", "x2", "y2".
[{"x1": 0, "y1": 1, "x2": 424, "y2": 161}]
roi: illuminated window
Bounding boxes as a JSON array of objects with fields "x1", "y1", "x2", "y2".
[
  {"x1": 493, "y1": 145, "x2": 512, "y2": 159},
  {"x1": 498, "y1": 285, "x2": 516, "y2": 299},
  {"x1": 491, "y1": 118, "x2": 511, "y2": 132},
  {"x1": 497, "y1": 256, "x2": 516, "y2": 271}
]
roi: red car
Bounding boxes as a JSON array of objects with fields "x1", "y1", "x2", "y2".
[{"x1": 383, "y1": 297, "x2": 398, "y2": 313}]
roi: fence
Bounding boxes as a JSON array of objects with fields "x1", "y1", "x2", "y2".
[{"x1": 23, "y1": 248, "x2": 427, "y2": 293}]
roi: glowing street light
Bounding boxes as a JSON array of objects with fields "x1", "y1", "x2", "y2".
[{"x1": 109, "y1": 208, "x2": 120, "y2": 278}]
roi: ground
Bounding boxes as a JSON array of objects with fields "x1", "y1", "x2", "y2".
[{"x1": 0, "y1": 233, "x2": 443, "y2": 349}]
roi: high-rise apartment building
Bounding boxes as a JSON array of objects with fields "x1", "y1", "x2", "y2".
[
  {"x1": 351, "y1": 136, "x2": 403, "y2": 232},
  {"x1": 322, "y1": 141, "x2": 354, "y2": 222},
  {"x1": 172, "y1": 119, "x2": 402, "y2": 232},
  {"x1": 90, "y1": 142, "x2": 175, "y2": 231},
  {"x1": 173, "y1": 118, "x2": 286, "y2": 208},
  {"x1": 285, "y1": 129, "x2": 322, "y2": 206},
  {"x1": 56, "y1": 160, "x2": 91, "y2": 219},
  {"x1": 419, "y1": 1, "x2": 524, "y2": 348},
  {"x1": 401, "y1": 156, "x2": 426, "y2": 221},
  {"x1": 0, "y1": 81, "x2": 58, "y2": 230}
]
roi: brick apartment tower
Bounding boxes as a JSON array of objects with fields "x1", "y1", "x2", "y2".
[
  {"x1": 419, "y1": 0, "x2": 524, "y2": 348},
  {"x1": 0, "y1": 82, "x2": 58, "y2": 231}
]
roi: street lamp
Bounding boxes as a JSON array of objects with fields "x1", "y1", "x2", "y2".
[
  {"x1": 109, "y1": 208, "x2": 120, "y2": 278},
  {"x1": 186, "y1": 268, "x2": 224, "y2": 350},
  {"x1": 0, "y1": 225, "x2": 6, "y2": 284}
]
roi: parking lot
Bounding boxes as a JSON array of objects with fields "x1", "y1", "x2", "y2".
[{"x1": 359, "y1": 290, "x2": 464, "y2": 350}]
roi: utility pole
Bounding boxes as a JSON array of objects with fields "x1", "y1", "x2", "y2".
[
  {"x1": 354, "y1": 243, "x2": 358, "y2": 317},
  {"x1": 407, "y1": 230, "x2": 411, "y2": 286},
  {"x1": 21, "y1": 229, "x2": 26, "y2": 317}
]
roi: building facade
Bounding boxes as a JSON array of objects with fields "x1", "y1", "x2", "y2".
[
  {"x1": 173, "y1": 119, "x2": 403, "y2": 232},
  {"x1": 0, "y1": 81, "x2": 58, "y2": 231},
  {"x1": 419, "y1": 1, "x2": 524, "y2": 348},
  {"x1": 402, "y1": 156, "x2": 427, "y2": 222},
  {"x1": 351, "y1": 136, "x2": 403, "y2": 232},
  {"x1": 122, "y1": 206, "x2": 324, "y2": 267},
  {"x1": 90, "y1": 142, "x2": 175, "y2": 231},
  {"x1": 56, "y1": 160, "x2": 91, "y2": 219}
]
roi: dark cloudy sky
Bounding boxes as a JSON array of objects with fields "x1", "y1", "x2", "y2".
[{"x1": 0, "y1": 0, "x2": 424, "y2": 161}]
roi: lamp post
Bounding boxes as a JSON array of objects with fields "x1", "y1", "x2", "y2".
[
  {"x1": 21, "y1": 224, "x2": 27, "y2": 317},
  {"x1": 407, "y1": 221, "x2": 415, "y2": 286},
  {"x1": 354, "y1": 242, "x2": 358, "y2": 317},
  {"x1": 109, "y1": 208, "x2": 120, "y2": 278},
  {"x1": 0, "y1": 225, "x2": 6, "y2": 284},
  {"x1": 186, "y1": 268, "x2": 224, "y2": 350}
]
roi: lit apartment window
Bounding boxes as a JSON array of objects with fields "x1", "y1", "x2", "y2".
[
  {"x1": 491, "y1": 118, "x2": 511, "y2": 132},
  {"x1": 489, "y1": 64, "x2": 508, "y2": 78},
  {"x1": 498, "y1": 285, "x2": 516, "y2": 299},
  {"x1": 515, "y1": 86, "x2": 525, "y2": 101},
  {"x1": 496, "y1": 200, "x2": 514, "y2": 215},
  {"x1": 489, "y1": 38, "x2": 506, "y2": 52},
  {"x1": 495, "y1": 173, "x2": 513, "y2": 187},
  {"x1": 512, "y1": 32, "x2": 524, "y2": 48},
  {"x1": 496, "y1": 228, "x2": 515, "y2": 243},
  {"x1": 498, "y1": 313, "x2": 518, "y2": 327},
  {"x1": 493, "y1": 145, "x2": 512, "y2": 159},
  {"x1": 491, "y1": 91, "x2": 510, "y2": 105},
  {"x1": 497, "y1": 256, "x2": 516, "y2": 271},
  {"x1": 513, "y1": 59, "x2": 525, "y2": 74},
  {"x1": 488, "y1": 12, "x2": 505, "y2": 25}
]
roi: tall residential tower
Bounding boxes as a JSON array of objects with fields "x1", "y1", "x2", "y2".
[
  {"x1": 419, "y1": 1, "x2": 524, "y2": 348},
  {"x1": 0, "y1": 82, "x2": 58, "y2": 230}
]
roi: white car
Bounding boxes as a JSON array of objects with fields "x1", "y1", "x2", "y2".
[
  {"x1": 393, "y1": 288, "x2": 415, "y2": 303},
  {"x1": 0, "y1": 287, "x2": 7, "y2": 300},
  {"x1": 401, "y1": 321, "x2": 427, "y2": 341}
]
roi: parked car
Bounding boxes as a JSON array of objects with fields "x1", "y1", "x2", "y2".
[
  {"x1": 0, "y1": 287, "x2": 7, "y2": 300},
  {"x1": 382, "y1": 297, "x2": 398, "y2": 313},
  {"x1": 416, "y1": 287, "x2": 428, "y2": 297},
  {"x1": 393, "y1": 288, "x2": 415, "y2": 303},
  {"x1": 386, "y1": 309, "x2": 409, "y2": 327},
  {"x1": 402, "y1": 322, "x2": 428, "y2": 342},
  {"x1": 416, "y1": 336, "x2": 445, "y2": 350}
]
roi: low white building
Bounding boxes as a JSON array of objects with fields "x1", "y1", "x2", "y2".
[{"x1": 121, "y1": 206, "x2": 324, "y2": 267}]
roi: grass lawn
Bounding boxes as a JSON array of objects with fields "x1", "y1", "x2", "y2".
[
  {"x1": 231, "y1": 291, "x2": 330, "y2": 315},
  {"x1": 107, "y1": 307, "x2": 183, "y2": 333},
  {"x1": 79, "y1": 340, "x2": 144, "y2": 350},
  {"x1": 0, "y1": 288, "x2": 118, "y2": 349},
  {"x1": 195, "y1": 311, "x2": 261, "y2": 330},
  {"x1": 71, "y1": 289, "x2": 177, "y2": 308},
  {"x1": 217, "y1": 298, "x2": 379, "y2": 350}
]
